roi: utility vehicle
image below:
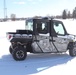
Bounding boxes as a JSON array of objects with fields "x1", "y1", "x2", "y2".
[{"x1": 6, "y1": 17, "x2": 76, "y2": 61}]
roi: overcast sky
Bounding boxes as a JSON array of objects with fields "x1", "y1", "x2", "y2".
[{"x1": 0, "y1": 0, "x2": 76, "y2": 18}]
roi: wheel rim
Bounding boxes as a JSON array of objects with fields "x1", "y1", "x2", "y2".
[{"x1": 16, "y1": 50, "x2": 25, "y2": 59}]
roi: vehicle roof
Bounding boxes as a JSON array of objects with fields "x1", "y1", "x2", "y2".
[{"x1": 26, "y1": 17, "x2": 63, "y2": 22}]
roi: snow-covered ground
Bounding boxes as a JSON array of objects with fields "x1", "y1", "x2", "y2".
[{"x1": 0, "y1": 20, "x2": 76, "y2": 75}]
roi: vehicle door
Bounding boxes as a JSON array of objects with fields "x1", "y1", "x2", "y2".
[
  {"x1": 51, "y1": 20, "x2": 69, "y2": 52},
  {"x1": 32, "y1": 19, "x2": 52, "y2": 53}
]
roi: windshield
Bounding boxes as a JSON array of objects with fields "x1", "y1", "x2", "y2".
[
  {"x1": 25, "y1": 19, "x2": 33, "y2": 31},
  {"x1": 53, "y1": 21, "x2": 65, "y2": 35}
]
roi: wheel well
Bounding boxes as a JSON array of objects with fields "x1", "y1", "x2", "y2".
[
  {"x1": 67, "y1": 42, "x2": 74, "y2": 50},
  {"x1": 11, "y1": 42, "x2": 33, "y2": 52}
]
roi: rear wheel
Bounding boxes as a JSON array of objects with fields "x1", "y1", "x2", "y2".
[
  {"x1": 9, "y1": 46, "x2": 13, "y2": 54},
  {"x1": 12, "y1": 47, "x2": 27, "y2": 61},
  {"x1": 9, "y1": 43, "x2": 17, "y2": 54}
]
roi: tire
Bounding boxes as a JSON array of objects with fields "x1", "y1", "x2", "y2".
[
  {"x1": 12, "y1": 47, "x2": 27, "y2": 61},
  {"x1": 69, "y1": 43, "x2": 76, "y2": 57},
  {"x1": 9, "y1": 44, "x2": 17, "y2": 54},
  {"x1": 9, "y1": 46, "x2": 13, "y2": 54}
]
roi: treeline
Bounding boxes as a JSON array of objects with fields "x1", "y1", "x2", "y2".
[
  {"x1": 0, "y1": 7, "x2": 76, "y2": 22},
  {"x1": 33, "y1": 7, "x2": 76, "y2": 19},
  {"x1": 57, "y1": 7, "x2": 76, "y2": 19}
]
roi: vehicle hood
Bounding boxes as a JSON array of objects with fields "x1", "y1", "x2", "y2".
[{"x1": 67, "y1": 34, "x2": 76, "y2": 42}]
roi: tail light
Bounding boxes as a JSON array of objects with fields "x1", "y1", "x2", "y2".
[
  {"x1": 6, "y1": 34, "x2": 13, "y2": 40},
  {"x1": 9, "y1": 35, "x2": 12, "y2": 39}
]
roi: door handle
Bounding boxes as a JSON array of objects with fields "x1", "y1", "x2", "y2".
[
  {"x1": 34, "y1": 40, "x2": 39, "y2": 42},
  {"x1": 49, "y1": 39, "x2": 55, "y2": 42},
  {"x1": 64, "y1": 39, "x2": 66, "y2": 40}
]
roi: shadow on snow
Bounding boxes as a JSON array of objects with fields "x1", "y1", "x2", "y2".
[{"x1": 0, "y1": 53, "x2": 74, "y2": 75}]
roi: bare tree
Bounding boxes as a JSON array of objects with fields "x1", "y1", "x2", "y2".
[{"x1": 10, "y1": 14, "x2": 16, "y2": 21}]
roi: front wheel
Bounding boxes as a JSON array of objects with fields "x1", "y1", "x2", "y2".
[
  {"x1": 69, "y1": 43, "x2": 76, "y2": 56},
  {"x1": 12, "y1": 47, "x2": 27, "y2": 61}
]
